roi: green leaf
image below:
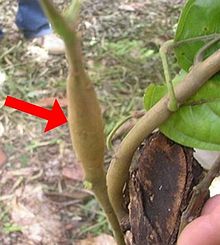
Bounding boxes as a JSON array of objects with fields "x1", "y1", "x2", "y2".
[
  {"x1": 174, "y1": 0, "x2": 220, "y2": 80},
  {"x1": 144, "y1": 71, "x2": 220, "y2": 150}
]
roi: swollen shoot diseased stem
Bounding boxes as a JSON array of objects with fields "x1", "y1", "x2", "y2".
[{"x1": 40, "y1": 1, "x2": 125, "y2": 244}]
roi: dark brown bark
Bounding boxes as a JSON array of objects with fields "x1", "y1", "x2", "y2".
[{"x1": 127, "y1": 132, "x2": 208, "y2": 245}]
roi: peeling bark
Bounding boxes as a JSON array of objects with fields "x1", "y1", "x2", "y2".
[{"x1": 128, "y1": 132, "x2": 208, "y2": 245}]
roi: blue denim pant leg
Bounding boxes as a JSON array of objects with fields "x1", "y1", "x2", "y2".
[
  {"x1": 16, "y1": 0, "x2": 52, "y2": 39},
  {"x1": 0, "y1": 29, "x2": 3, "y2": 39}
]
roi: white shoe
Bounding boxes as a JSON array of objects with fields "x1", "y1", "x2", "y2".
[{"x1": 32, "y1": 33, "x2": 65, "y2": 55}]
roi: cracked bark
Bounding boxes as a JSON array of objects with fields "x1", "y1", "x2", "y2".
[{"x1": 127, "y1": 132, "x2": 208, "y2": 245}]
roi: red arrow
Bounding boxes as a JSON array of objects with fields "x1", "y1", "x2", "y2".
[{"x1": 4, "y1": 96, "x2": 67, "y2": 132}]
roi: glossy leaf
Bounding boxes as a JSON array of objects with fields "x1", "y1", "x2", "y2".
[
  {"x1": 144, "y1": 71, "x2": 220, "y2": 150},
  {"x1": 174, "y1": 0, "x2": 220, "y2": 80}
]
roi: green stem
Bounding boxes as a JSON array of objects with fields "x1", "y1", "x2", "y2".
[
  {"x1": 174, "y1": 33, "x2": 220, "y2": 48},
  {"x1": 159, "y1": 34, "x2": 220, "y2": 112},
  {"x1": 106, "y1": 115, "x2": 132, "y2": 150},
  {"x1": 64, "y1": 0, "x2": 80, "y2": 23},
  {"x1": 91, "y1": 173, "x2": 125, "y2": 244},
  {"x1": 160, "y1": 40, "x2": 179, "y2": 112},
  {"x1": 194, "y1": 36, "x2": 220, "y2": 64}
]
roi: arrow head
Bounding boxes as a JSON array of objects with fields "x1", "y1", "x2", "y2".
[{"x1": 44, "y1": 99, "x2": 67, "y2": 132}]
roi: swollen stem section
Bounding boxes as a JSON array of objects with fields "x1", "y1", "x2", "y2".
[
  {"x1": 66, "y1": 35, "x2": 125, "y2": 245},
  {"x1": 40, "y1": 1, "x2": 125, "y2": 244}
]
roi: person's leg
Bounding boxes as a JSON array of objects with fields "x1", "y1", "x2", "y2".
[
  {"x1": 16, "y1": 0, "x2": 51, "y2": 39},
  {"x1": 15, "y1": 0, "x2": 64, "y2": 54},
  {"x1": 0, "y1": 29, "x2": 3, "y2": 39}
]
